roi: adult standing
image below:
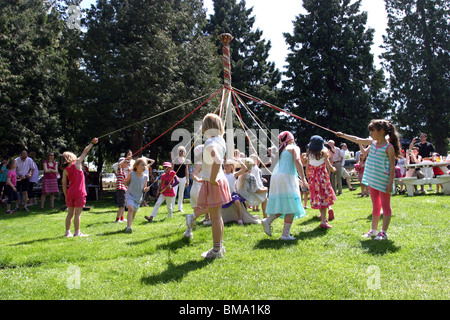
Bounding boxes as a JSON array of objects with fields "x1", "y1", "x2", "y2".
[
  {"x1": 328, "y1": 140, "x2": 342, "y2": 195},
  {"x1": 15, "y1": 150, "x2": 35, "y2": 211},
  {"x1": 27, "y1": 151, "x2": 39, "y2": 206},
  {"x1": 339, "y1": 143, "x2": 356, "y2": 191},
  {"x1": 172, "y1": 146, "x2": 190, "y2": 213},
  {"x1": 41, "y1": 152, "x2": 59, "y2": 209}
]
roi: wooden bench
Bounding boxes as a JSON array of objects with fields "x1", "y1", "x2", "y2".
[{"x1": 395, "y1": 176, "x2": 450, "y2": 196}]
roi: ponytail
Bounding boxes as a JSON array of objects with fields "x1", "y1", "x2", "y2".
[{"x1": 368, "y1": 119, "x2": 401, "y2": 158}]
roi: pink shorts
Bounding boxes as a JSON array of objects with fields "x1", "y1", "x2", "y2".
[{"x1": 66, "y1": 196, "x2": 86, "y2": 208}]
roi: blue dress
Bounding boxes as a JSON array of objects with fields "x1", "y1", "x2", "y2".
[{"x1": 265, "y1": 150, "x2": 306, "y2": 219}]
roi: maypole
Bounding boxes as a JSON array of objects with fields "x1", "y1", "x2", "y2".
[{"x1": 218, "y1": 33, "x2": 234, "y2": 160}]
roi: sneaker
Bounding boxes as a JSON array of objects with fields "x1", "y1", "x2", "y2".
[
  {"x1": 203, "y1": 219, "x2": 211, "y2": 226},
  {"x1": 328, "y1": 209, "x2": 335, "y2": 221},
  {"x1": 74, "y1": 232, "x2": 88, "y2": 237},
  {"x1": 144, "y1": 216, "x2": 153, "y2": 222},
  {"x1": 125, "y1": 227, "x2": 132, "y2": 233},
  {"x1": 280, "y1": 234, "x2": 296, "y2": 240},
  {"x1": 363, "y1": 229, "x2": 377, "y2": 238},
  {"x1": 65, "y1": 231, "x2": 73, "y2": 237},
  {"x1": 201, "y1": 247, "x2": 224, "y2": 259},
  {"x1": 182, "y1": 228, "x2": 193, "y2": 239},
  {"x1": 374, "y1": 231, "x2": 388, "y2": 240},
  {"x1": 262, "y1": 218, "x2": 272, "y2": 237}
]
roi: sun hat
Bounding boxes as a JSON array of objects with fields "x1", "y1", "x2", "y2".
[{"x1": 308, "y1": 135, "x2": 324, "y2": 151}]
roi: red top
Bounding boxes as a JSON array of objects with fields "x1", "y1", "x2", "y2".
[
  {"x1": 160, "y1": 171, "x2": 178, "y2": 197},
  {"x1": 65, "y1": 163, "x2": 87, "y2": 198}
]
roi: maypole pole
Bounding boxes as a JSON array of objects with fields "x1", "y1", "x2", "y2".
[{"x1": 218, "y1": 33, "x2": 234, "y2": 160}]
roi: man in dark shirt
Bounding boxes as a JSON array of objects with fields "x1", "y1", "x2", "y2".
[{"x1": 409, "y1": 133, "x2": 434, "y2": 158}]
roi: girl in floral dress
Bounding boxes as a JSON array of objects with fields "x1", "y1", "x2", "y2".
[{"x1": 306, "y1": 135, "x2": 337, "y2": 228}]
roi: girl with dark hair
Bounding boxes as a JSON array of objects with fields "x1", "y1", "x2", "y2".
[{"x1": 337, "y1": 119, "x2": 400, "y2": 240}]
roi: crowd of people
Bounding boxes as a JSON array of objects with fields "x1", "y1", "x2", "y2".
[{"x1": 1, "y1": 118, "x2": 449, "y2": 259}]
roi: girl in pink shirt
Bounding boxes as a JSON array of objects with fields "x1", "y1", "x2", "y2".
[
  {"x1": 5, "y1": 159, "x2": 19, "y2": 214},
  {"x1": 61, "y1": 138, "x2": 98, "y2": 237}
]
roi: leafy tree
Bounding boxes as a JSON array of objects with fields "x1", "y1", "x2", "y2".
[
  {"x1": 282, "y1": 0, "x2": 389, "y2": 149},
  {"x1": 82, "y1": 0, "x2": 220, "y2": 165},
  {"x1": 382, "y1": 0, "x2": 449, "y2": 154}
]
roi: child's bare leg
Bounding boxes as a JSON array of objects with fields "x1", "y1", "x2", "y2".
[
  {"x1": 209, "y1": 206, "x2": 223, "y2": 250},
  {"x1": 66, "y1": 207, "x2": 75, "y2": 235},
  {"x1": 262, "y1": 199, "x2": 267, "y2": 218},
  {"x1": 73, "y1": 207, "x2": 83, "y2": 235},
  {"x1": 235, "y1": 201, "x2": 242, "y2": 221},
  {"x1": 126, "y1": 206, "x2": 135, "y2": 228}
]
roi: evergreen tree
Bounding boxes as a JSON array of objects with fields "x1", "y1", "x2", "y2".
[
  {"x1": 205, "y1": 0, "x2": 282, "y2": 137},
  {"x1": 382, "y1": 0, "x2": 449, "y2": 154},
  {"x1": 0, "y1": 0, "x2": 69, "y2": 157},
  {"x1": 282, "y1": 0, "x2": 389, "y2": 148},
  {"x1": 82, "y1": 0, "x2": 220, "y2": 163}
]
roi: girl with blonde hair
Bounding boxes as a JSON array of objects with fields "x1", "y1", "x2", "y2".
[
  {"x1": 61, "y1": 138, "x2": 98, "y2": 237},
  {"x1": 196, "y1": 113, "x2": 231, "y2": 259}
]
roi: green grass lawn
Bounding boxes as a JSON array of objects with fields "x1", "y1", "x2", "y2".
[{"x1": 0, "y1": 186, "x2": 448, "y2": 300}]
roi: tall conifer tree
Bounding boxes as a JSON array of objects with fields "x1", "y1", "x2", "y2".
[
  {"x1": 282, "y1": 0, "x2": 389, "y2": 147},
  {"x1": 382, "y1": 0, "x2": 449, "y2": 154}
]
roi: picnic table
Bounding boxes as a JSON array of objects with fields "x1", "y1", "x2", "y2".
[{"x1": 395, "y1": 161, "x2": 450, "y2": 196}]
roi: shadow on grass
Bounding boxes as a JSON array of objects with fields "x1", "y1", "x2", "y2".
[
  {"x1": 141, "y1": 258, "x2": 212, "y2": 285},
  {"x1": 360, "y1": 239, "x2": 401, "y2": 255},
  {"x1": 254, "y1": 225, "x2": 329, "y2": 249},
  {"x1": 8, "y1": 235, "x2": 65, "y2": 246}
]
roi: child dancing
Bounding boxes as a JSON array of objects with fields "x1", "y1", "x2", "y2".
[
  {"x1": 306, "y1": 135, "x2": 337, "y2": 228},
  {"x1": 145, "y1": 162, "x2": 179, "y2": 222},
  {"x1": 61, "y1": 138, "x2": 98, "y2": 237},
  {"x1": 123, "y1": 158, "x2": 150, "y2": 233},
  {"x1": 196, "y1": 113, "x2": 232, "y2": 259},
  {"x1": 337, "y1": 119, "x2": 401, "y2": 240},
  {"x1": 262, "y1": 131, "x2": 307, "y2": 240}
]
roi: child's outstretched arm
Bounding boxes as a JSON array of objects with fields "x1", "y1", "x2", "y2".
[
  {"x1": 77, "y1": 138, "x2": 98, "y2": 167},
  {"x1": 336, "y1": 132, "x2": 372, "y2": 146}
]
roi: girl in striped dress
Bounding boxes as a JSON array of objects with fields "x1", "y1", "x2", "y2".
[{"x1": 337, "y1": 119, "x2": 401, "y2": 240}]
